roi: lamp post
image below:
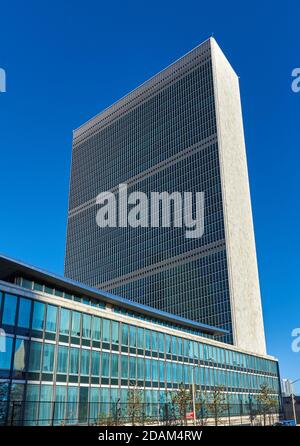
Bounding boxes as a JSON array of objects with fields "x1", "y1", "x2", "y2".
[
  {"x1": 191, "y1": 365, "x2": 197, "y2": 425},
  {"x1": 290, "y1": 379, "x2": 300, "y2": 425}
]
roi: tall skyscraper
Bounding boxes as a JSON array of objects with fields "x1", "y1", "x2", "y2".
[
  {"x1": 281, "y1": 379, "x2": 294, "y2": 397},
  {"x1": 65, "y1": 38, "x2": 266, "y2": 355}
]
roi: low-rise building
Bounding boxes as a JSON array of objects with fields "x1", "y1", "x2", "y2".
[{"x1": 0, "y1": 255, "x2": 281, "y2": 425}]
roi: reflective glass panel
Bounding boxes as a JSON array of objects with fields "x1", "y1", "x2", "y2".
[
  {"x1": 91, "y1": 350, "x2": 100, "y2": 376},
  {"x1": 57, "y1": 346, "x2": 68, "y2": 374},
  {"x1": 42, "y1": 343, "x2": 55, "y2": 372},
  {"x1": 71, "y1": 312, "x2": 81, "y2": 337},
  {"x1": 13, "y1": 339, "x2": 28, "y2": 373},
  {"x1": 2, "y1": 294, "x2": 17, "y2": 326},
  {"x1": 28, "y1": 341, "x2": 42, "y2": 372},
  {"x1": 69, "y1": 348, "x2": 79, "y2": 374},
  {"x1": 101, "y1": 352, "x2": 109, "y2": 377},
  {"x1": 80, "y1": 349, "x2": 90, "y2": 375},
  {"x1": 0, "y1": 336, "x2": 13, "y2": 373},
  {"x1": 17, "y1": 298, "x2": 31, "y2": 329},
  {"x1": 111, "y1": 353, "x2": 119, "y2": 378},
  {"x1": 59, "y1": 308, "x2": 70, "y2": 335},
  {"x1": 39, "y1": 384, "x2": 53, "y2": 425},
  {"x1": 102, "y1": 319, "x2": 110, "y2": 343},
  {"x1": 82, "y1": 314, "x2": 91, "y2": 339},
  {"x1": 32, "y1": 302, "x2": 45, "y2": 331},
  {"x1": 111, "y1": 321, "x2": 119, "y2": 344},
  {"x1": 92, "y1": 317, "x2": 101, "y2": 341},
  {"x1": 45, "y1": 305, "x2": 57, "y2": 332}
]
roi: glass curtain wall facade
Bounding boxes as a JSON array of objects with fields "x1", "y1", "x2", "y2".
[
  {"x1": 65, "y1": 39, "x2": 233, "y2": 344},
  {"x1": 0, "y1": 283, "x2": 280, "y2": 426},
  {"x1": 64, "y1": 37, "x2": 267, "y2": 356}
]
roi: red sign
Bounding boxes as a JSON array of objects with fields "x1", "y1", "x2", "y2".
[{"x1": 186, "y1": 411, "x2": 195, "y2": 419}]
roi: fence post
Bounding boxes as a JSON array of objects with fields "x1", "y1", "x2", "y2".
[
  {"x1": 117, "y1": 398, "x2": 121, "y2": 425},
  {"x1": 10, "y1": 402, "x2": 15, "y2": 426},
  {"x1": 164, "y1": 403, "x2": 168, "y2": 426},
  {"x1": 87, "y1": 401, "x2": 90, "y2": 426},
  {"x1": 200, "y1": 404, "x2": 204, "y2": 426},
  {"x1": 51, "y1": 401, "x2": 56, "y2": 426},
  {"x1": 113, "y1": 400, "x2": 119, "y2": 426},
  {"x1": 142, "y1": 403, "x2": 145, "y2": 426},
  {"x1": 227, "y1": 399, "x2": 231, "y2": 426},
  {"x1": 249, "y1": 396, "x2": 253, "y2": 425},
  {"x1": 240, "y1": 399, "x2": 243, "y2": 425}
]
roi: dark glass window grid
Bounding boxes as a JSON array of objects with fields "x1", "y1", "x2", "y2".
[{"x1": 64, "y1": 48, "x2": 234, "y2": 344}]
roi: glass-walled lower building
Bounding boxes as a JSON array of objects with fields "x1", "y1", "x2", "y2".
[{"x1": 0, "y1": 255, "x2": 281, "y2": 425}]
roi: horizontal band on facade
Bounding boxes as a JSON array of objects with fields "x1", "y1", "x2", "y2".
[
  {"x1": 68, "y1": 134, "x2": 218, "y2": 218},
  {"x1": 96, "y1": 240, "x2": 226, "y2": 290}
]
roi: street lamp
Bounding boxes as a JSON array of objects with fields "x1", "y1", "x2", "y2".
[
  {"x1": 191, "y1": 365, "x2": 197, "y2": 425},
  {"x1": 290, "y1": 379, "x2": 300, "y2": 425}
]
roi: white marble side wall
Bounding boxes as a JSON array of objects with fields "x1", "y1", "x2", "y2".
[{"x1": 210, "y1": 38, "x2": 266, "y2": 355}]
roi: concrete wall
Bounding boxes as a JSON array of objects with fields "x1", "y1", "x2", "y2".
[{"x1": 210, "y1": 38, "x2": 266, "y2": 355}]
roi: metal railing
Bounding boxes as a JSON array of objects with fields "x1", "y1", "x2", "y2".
[{"x1": 1, "y1": 400, "x2": 281, "y2": 426}]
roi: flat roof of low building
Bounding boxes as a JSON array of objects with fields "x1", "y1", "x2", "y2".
[{"x1": 0, "y1": 254, "x2": 228, "y2": 337}]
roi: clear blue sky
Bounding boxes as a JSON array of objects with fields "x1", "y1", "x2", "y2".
[{"x1": 0, "y1": 1, "x2": 299, "y2": 390}]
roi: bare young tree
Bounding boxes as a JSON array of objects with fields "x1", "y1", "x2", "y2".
[
  {"x1": 126, "y1": 385, "x2": 144, "y2": 426},
  {"x1": 206, "y1": 386, "x2": 226, "y2": 426},
  {"x1": 257, "y1": 383, "x2": 278, "y2": 426},
  {"x1": 195, "y1": 391, "x2": 208, "y2": 426},
  {"x1": 172, "y1": 384, "x2": 192, "y2": 426}
]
